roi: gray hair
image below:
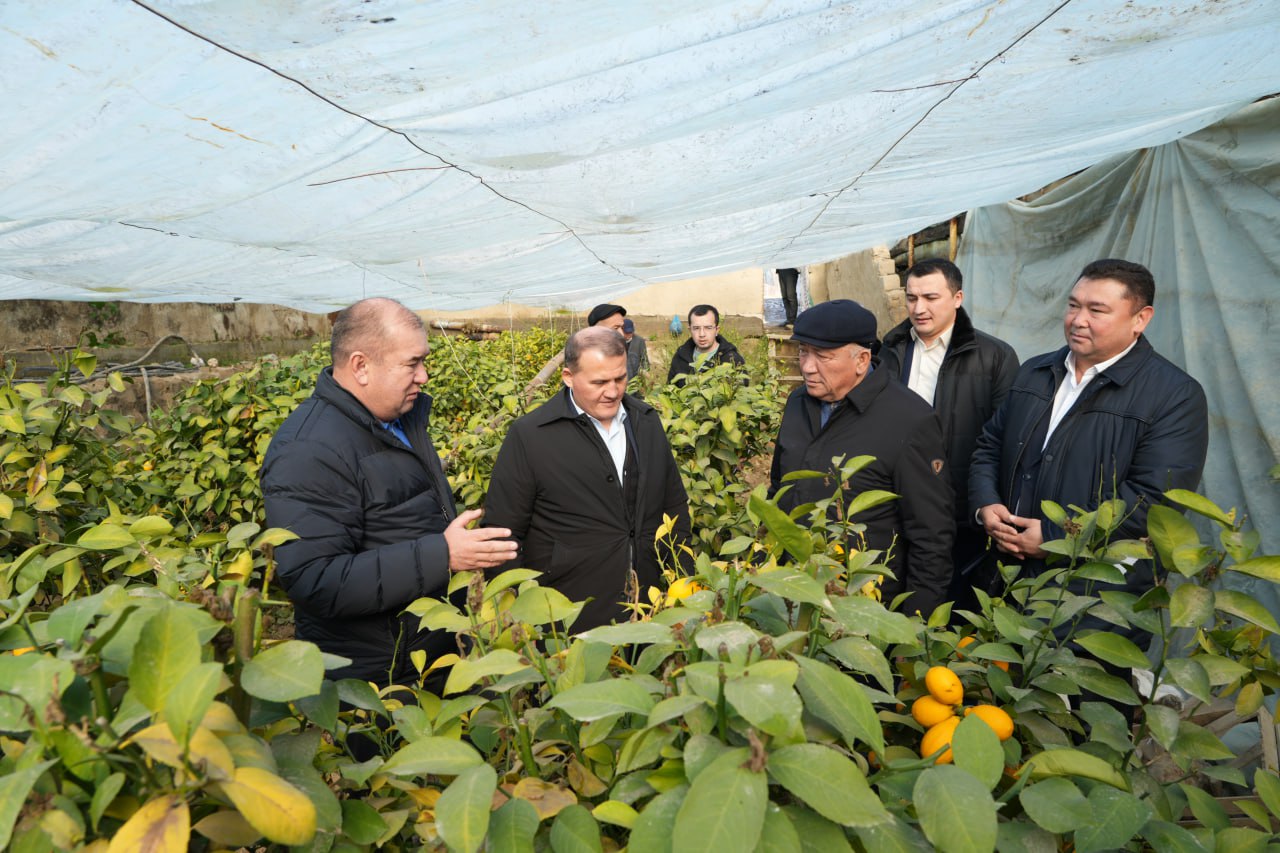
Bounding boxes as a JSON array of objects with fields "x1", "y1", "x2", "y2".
[
  {"x1": 564, "y1": 326, "x2": 626, "y2": 371},
  {"x1": 331, "y1": 298, "x2": 424, "y2": 363}
]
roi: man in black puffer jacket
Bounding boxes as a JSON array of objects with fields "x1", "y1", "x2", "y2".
[
  {"x1": 667, "y1": 304, "x2": 746, "y2": 383},
  {"x1": 262, "y1": 298, "x2": 518, "y2": 688},
  {"x1": 880, "y1": 259, "x2": 1019, "y2": 604},
  {"x1": 770, "y1": 300, "x2": 955, "y2": 618}
]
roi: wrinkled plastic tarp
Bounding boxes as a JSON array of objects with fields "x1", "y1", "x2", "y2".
[
  {"x1": 960, "y1": 99, "x2": 1280, "y2": 604},
  {"x1": 2, "y1": 1, "x2": 1278, "y2": 310}
]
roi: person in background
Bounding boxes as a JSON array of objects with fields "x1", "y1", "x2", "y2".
[
  {"x1": 878, "y1": 258, "x2": 1019, "y2": 609},
  {"x1": 621, "y1": 317, "x2": 649, "y2": 383},
  {"x1": 261, "y1": 298, "x2": 517, "y2": 691},
  {"x1": 588, "y1": 303, "x2": 626, "y2": 333},
  {"x1": 777, "y1": 268, "x2": 800, "y2": 327},
  {"x1": 484, "y1": 326, "x2": 692, "y2": 631},
  {"x1": 667, "y1": 304, "x2": 745, "y2": 383},
  {"x1": 769, "y1": 299, "x2": 955, "y2": 617}
]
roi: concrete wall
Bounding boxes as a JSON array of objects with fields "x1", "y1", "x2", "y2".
[{"x1": 810, "y1": 246, "x2": 906, "y2": 333}]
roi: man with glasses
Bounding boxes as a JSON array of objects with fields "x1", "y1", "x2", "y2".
[
  {"x1": 667, "y1": 304, "x2": 746, "y2": 383},
  {"x1": 769, "y1": 300, "x2": 955, "y2": 618}
]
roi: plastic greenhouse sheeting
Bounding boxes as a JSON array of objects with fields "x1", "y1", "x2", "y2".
[
  {"x1": 959, "y1": 98, "x2": 1280, "y2": 610},
  {"x1": 2, "y1": 1, "x2": 1278, "y2": 311}
]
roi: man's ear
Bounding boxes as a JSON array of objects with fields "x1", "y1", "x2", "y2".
[
  {"x1": 347, "y1": 350, "x2": 372, "y2": 386},
  {"x1": 1133, "y1": 304, "x2": 1154, "y2": 335}
]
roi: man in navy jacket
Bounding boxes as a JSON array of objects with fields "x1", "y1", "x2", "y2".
[{"x1": 969, "y1": 259, "x2": 1209, "y2": 597}]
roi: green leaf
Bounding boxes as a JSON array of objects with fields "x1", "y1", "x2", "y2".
[
  {"x1": 783, "y1": 806, "x2": 854, "y2": 853},
  {"x1": 1073, "y1": 787, "x2": 1151, "y2": 853},
  {"x1": 724, "y1": 672, "x2": 804, "y2": 738},
  {"x1": 128, "y1": 515, "x2": 174, "y2": 538},
  {"x1": 435, "y1": 763, "x2": 497, "y2": 853},
  {"x1": 1145, "y1": 704, "x2": 1181, "y2": 750},
  {"x1": 1019, "y1": 777, "x2": 1090, "y2": 834},
  {"x1": 507, "y1": 585, "x2": 582, "y2": 627},
  {"x1": 76, "y1": 521, "x2": 136, "y2": 550},
  {"x1": 913, "y1": 765, "x2": 998, "y2": 853},
  {"x1": 1056, "y1": 665, "x2": 1139, "y2": 705},
  {"x1": 851, "y1": 815, "x2": 932, "y2": 853},
  {"x1": 550, "y1": 804, "x2": 603, "y2": 853},
  {"x1": 1147, "y1": 505, "x2": 1201, "y2": 575},
  {"x1": 755, "y1": 803, "x2": 802, "y2": 853},
  {"x1": 952, "y1": 714, "x2": 1003, "y2": 791},
  {"x1": 695, "y1": 621, "x2": 764, "y2": 665},
  {"x1": 823, "y1": 636, "x2": 895, "y2": 694},
  {"x1": 0, "y1": 760, "x2": 56, "y2": 849},
  {"x1": 577, "y1": 622, "x2": 674, "y2": 646},
  {"x1": 647, "y1": 694, "x2": 710, "y2": 729},
  {"x1": 1169, "y1": 583, "x2": 1214, "y2": 628},
  {"x1": 130, "y1": 606, "x2": 201, "y2": 713},
  {"x1": 1172, "y1": 721, "x2": 1235, "y2": 761},
  {"x1": 241, "y1": 640, "x2": 325, "y2": 703},
  {"x1": 1215, "y1": 589, "x2": 1280, "y2": 633},
  {"x1": 1023, "y1": 748, "x2": 1128, "y2": 790},
  {"x1": 672, "y1": 749, "x2": 767, "y2": 853},
  {"x1": 794, "y1": 656, "x2": 884, "y2": 754},
  {"x1": 846, "y1": 489, "x2": 900, "y2": 518},
  {"x1": 1214, "y1": 827, "x2": 1270, "y2": 853},
  {"x1": 748, "y1": 491, "x2": 813, "y2": 562},
  {"x1": 443, "y1": 649, "x2": 531, "y2": 695},
  {"x1": 490, "y1": 797, "x2": 540, "y2": 853},
  {"x1": 381, "y1": 737, "x2": 484, "y2": 777},
  {"x1": 341, "y1": 799, "x2": 389, "y2": 845},
  {"x1": 1165, "y1": 490, "x2": 1234, "y2": 527},
  {"x1": 747, "y1": 568, "x2": 832, "y2": 610},
  {"x1": 768, "y1": 743, "x2": 889, "y2": 827},
  {"x1": 546, "y1": 678, "x2": 655, "y2": 721},
  {"x1": 1254, "y1": 769, "x2": 1280, "y2": 820},
  {"x1": 295, "y1": 680, "x2": 339, "y2": 732},
  {"x1": 1073, "y1": 632, "x2": 1150, "y2": 670},
  {"x1": 1179, "y1": 783, "x2": 1229, "y2": 830},
  {"x1": 629, "y1": 787, "x2": 686, "y2": 853},
  {"x1": 1227, "y1": 555, "x2": 1280, "y2": 582},
  {"x1": 1140, "y1": 819, "x2": 1207, "y2": 853},
  {"x1": 829, "y1": 596, "x2": 920, "y2": 645},
  {"x1": 162, "y1": 662, "x2": 223, "y2": 747},
  {"x1": 1164, "y1": 658, "x2": 1212, "y2": 704},
  {"x1": 592, "y1": 800, "x2": 639, "y2": 829}
]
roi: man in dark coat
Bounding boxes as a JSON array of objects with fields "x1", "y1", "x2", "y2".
[
  {"x1": 969, "y1": 259, "x2": 1209, "y2": 600},
  {"x1": 879, "y1": 259, "x2": 1019, "y2": 604},
  {"x1": 667, "y1": 304, "x2": 746, "y2": 383},
  {"x1": 484, "y1": 326, "x2": 692, "y2": 631},
  {"x1": 261, "y1": 298, "x2": 517, "y2": 687},
  {"x1": 769, "y1": 300, "x2": 955, "y2": 617}
]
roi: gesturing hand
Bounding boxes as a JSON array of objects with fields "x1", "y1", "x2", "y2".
[{"x1": 443, "y1": 509, "x2": 519, "y2": 572}]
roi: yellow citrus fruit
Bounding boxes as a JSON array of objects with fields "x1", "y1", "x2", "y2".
[
  {"x1": 911, "y1": 695, "x2": 957, "y2": 728},
  {"x1": 965, "y1": 704, "x2": 1015, "y2": 741},
  {"x1": 993, "y1": 660, "x2": 1011, "y2": 672},
  {"x1": 142, "y1": 460, "x2": 154, "y2": 471},
  {"x1": 664, "y1": 577, "x2": 703, "y2": 606},
  {"x1": 921, "y1": 716, "x2": 961, "y2": 764},
  {"x1": 924, "y1": 666, "x2": 964, "y2": 705},
  {"x1": 956, "y1": 636, "x2": 976, "y2": 656}
]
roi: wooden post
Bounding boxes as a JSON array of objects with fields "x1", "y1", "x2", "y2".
[
  {"x1": 907, "y1": 234, "x2": 915, "y2": 268},
  {"x1": 949, "y1": 217, "x2": 958, "y2": 260}
]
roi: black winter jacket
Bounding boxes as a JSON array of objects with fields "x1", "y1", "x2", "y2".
[
  {"x1": 880, "y1": 308, "x2": 1019, "y2": 523},
  {"x1": 769, "y1": 366, "x2": 956, "y2": 616},
  {"x1": 969, "y1": 335, "x2": 1209, "y2": 547},
  {"x1": 262, "y1": 368, "x2": 458, "y2": 685},
  {"x1": 483, "y1": 388, "x2": 692, "y2": 631},
  {"x1": 667, "y1": 335, "x2": 746, "y2": 383}
]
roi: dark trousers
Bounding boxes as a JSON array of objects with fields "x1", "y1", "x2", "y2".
[{"x1": 777, "y1": 269, "x2": 799, "y2": 324}]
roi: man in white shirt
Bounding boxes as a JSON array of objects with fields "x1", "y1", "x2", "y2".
[
  {"x1": 968, "y1": 259, "x2": 1208, "y2": 585},
  {"x1": 483, "y1": 327, "x2": 691, "y2": 630},
  {"x1": 879, "y1": 259, "x2": 1019, "y2": 600}
]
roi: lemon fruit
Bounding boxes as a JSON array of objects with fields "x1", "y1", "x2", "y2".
[
  {"x1": 924, "y1": 666, "x2": 964, "y2": 705},
  {"x1": 965, "y1": 704, "x2": 1015, "y2": 741},
  {"x1": 921, "y1": 716, "x2": 961, "y2": 764},
  {"x1": 664, "y1": 577, "x2": 703, "y2": 606},
  {"x1": 911, "y1": 695, "x2": 956, "y2": 728}
]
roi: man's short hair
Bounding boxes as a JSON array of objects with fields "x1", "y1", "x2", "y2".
[
  {"x1": 905, "y1": 258, "x2": 962, "y2": 294},
  {"x1": 331, "y1": 298, "x2": 424, "y2": 363},
  {"x1": 688, "y1": 304, "x2": 720, "y2": 325},
  {"x1": 564, "y1": 326, "x2": 626, "y2": 371},
  {"x1": 1078, "y1": 259, "x2": 1156, "y2": 309}
]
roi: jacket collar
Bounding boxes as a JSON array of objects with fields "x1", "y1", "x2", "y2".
[
  {"x1": 528, "y1": 386, "x2": 654, "y2": 427},
  {"x1": 882, "y1": 306, "x2": 977, "y2": 354},
  {"x1": 799, "y1": 359, "x2": 889, "y2": 418},
  {"x1": 678, "y1": 334, "x2": 738, "y2": 358},
  {"x1": 1034, "y1": 335, "x2": 1154, "y2": 387},
  {"x1": 314, "y1": 366, "x2": 433, "y2": 432}
]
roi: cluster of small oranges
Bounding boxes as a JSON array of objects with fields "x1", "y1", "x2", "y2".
[{"x1": 912, "y1": 664, "x2": 1014, "y2": 764}]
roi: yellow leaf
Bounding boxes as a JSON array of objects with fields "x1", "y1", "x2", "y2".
[
  {"x1": 568, "y1": 758, "x2": 608, "y2": 797},
  {"x1": 106, "y1": 795, "x2": 189, "y2": 853},
  {"x1": 406, "y1": 787, "x2": 443, "y2": 809},
  {"x1": 221, "y1": 550, "x2": 253, "y2": 581},
  {"x1": 129, "y1": 724, "x2": 235, "y2": 781},
  {"x1": 192, "y1": 810, "x2": 263, "y2": 847},
  {"x1": 511, "y1": 777, "x2": 578, "y2": 820},
  {"x1": 199, "y1": 702, "x2": 244, "y2": 734},
  {"x1": 219, "y1": 766, "x2": 317, "y2": 846}
]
